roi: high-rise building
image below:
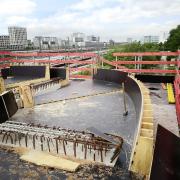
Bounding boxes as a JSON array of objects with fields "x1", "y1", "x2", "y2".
[
  {"x1": 0, "y1": 35, "x2": 10, "y2": 49},
  {"x1": 8, "y1": 26, "x2": 27, "y2": 49},
  {"x1": 143, "y1": 36, "x2": 159, "y2": 44}
]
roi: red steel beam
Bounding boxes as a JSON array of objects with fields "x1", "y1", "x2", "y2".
[
  {"x1": 0, "y1": 51, "x2": 11, "y2": 55},
  {"x1": 0, "y1": 51, "x2": 97, "y2": 57},
  {"x1": 115, "y1": 61, "x2": 178, "y2": 65},
  {"x1": 0, "y1": 58, "x2": 13, "y2": 62},
  {"x1": 10, "y1": 52, "x2": 97, "y2": 57},
  {"x1": 0, "y1": 64, "x2": 10, "y2": 68},
  {"x1": 10, "y1": 59, "x2": 95, "y2": 65},
  {"x1": 70, "y1": 75, "x2": 92, "y2": 79},
  {"x1": 120, "y1": 69, "x2": 179, "y2": 74},
  {"x1": 70, "y1": 67, "x2": 92, "y2": 72},
  {"x1": 113, "y1": 51, "x2": 179, "y2": 57},
  {"x1": 101, "y1": 58, "x2": 128, "y2": 69}
]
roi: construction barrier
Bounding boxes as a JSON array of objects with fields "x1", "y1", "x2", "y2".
[{"x1": 174, "y1": 76, "x2": 180, "y2": 125}]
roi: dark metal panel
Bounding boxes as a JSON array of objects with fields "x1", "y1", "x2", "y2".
[
  {"x1": 124, "y1": 76, "x2": 142, "y2": 119},
  {"x1": 0, "y1": 96, "x2": 9, "y2": 123},
  {"x1": 93, "y1": 69, "x2": 142, "y2": 118},
  {"x1": 50, "y1": 68, "x2": 66, "y2": 79},
  {"x1": 1, "y1": 68, "x2": 11, "y2": 79},
  {"x1": 93, "y1": 69, "x2": 128, "y2": 83},
  {"x1": 135, "y1": 74, "x2": 175, "y2": 83},
  {"x1": 2, "y1": 91, "x2": 18, "y2": 118},
  {"x1": 150, "y1": 125, "x2": 180, "y2": 180},
  {"x1": 11, "y1": 66, "x2": 46, "y2": 78}
]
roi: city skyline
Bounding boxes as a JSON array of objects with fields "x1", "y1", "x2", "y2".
[{"x1": 0, "y1": 0, "x2": 179, "y2": 41}]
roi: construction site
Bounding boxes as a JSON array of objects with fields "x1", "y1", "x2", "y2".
[{"x1": 0, "y1": 50, "x2": 180, "y2": 180}]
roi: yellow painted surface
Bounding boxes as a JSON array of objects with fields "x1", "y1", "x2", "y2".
[
  {"x1": 167, "y1": 83, "x2": 175, "y2": 104},
  {"x1": 20, "y1": 150, "x2": 80, "y2": 172}
]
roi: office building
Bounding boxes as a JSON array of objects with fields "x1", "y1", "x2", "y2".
[
  {"x1": 8, "y1": 26, "x2": 27, "y2": 49},
  {"x1": 0, "y1": 35, "x2": 10, "y2": 49},
  {"x1": 143, "y1": 36, "x2": 159, "y2": 44},
  {"x1": 33, "y1": 36, "x2": 59, "y2": 50}
]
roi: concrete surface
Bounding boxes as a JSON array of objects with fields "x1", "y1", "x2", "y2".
[
  {"x1": 34, "y1": 79, "x2": 122, "y2": 105},
  {"x1": 11, "y1": 79, "x2": 137, "y2": 168},
  {"x1": 145, "y1": 83, "x2": 179, "y2": 137}
]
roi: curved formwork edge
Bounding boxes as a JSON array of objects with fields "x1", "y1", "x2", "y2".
[
  {"x1": 128, "y1": 75, "x2": 153, "y2": 178},
  {"x1": 93, "y1": 69, "x2": 154, "y2": 177}
]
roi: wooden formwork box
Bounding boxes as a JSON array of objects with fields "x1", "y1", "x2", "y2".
[{"x1": 19, "y1": 85, "x2": 34, "y2": 108}]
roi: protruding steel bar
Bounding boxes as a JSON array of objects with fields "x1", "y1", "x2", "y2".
[{"x1": 62, "y1": 139, "x2": 66, "y2": 155}]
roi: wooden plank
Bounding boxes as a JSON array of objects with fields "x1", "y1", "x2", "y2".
[
  {"x1": 144, "y1": 98, "x2": 151, "y2": 104},
  {"x1": 140, "y1": 129, "x2": 153, "y2": 138},
  {"x1": 143, "y1": 110, "x2": 153, "y2": 117},
  {"x1": 130, "y1": 136, "x2": 153, "y2": 175},
  {"x1": 142, "y1": 117, "x2": 153, "y2": 123},
  {"x1": 142, "y1": 122, "x2": 153, "y2": 129},
  {"x1": 144, "y1": 104, "x2": 152, "y2": 110}
]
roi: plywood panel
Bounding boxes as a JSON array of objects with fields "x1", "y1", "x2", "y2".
[{"x1": 130, "y1": 137, "x2": 153, "y2": 175}]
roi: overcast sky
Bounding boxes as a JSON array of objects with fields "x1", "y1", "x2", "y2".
[{"x1": 0, "y1": 0, "x2": 179, "y2": 41}]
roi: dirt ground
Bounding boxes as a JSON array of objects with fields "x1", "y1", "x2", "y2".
[{"x1": 0, "y1": 147, "x2": 143, "y2": 180}]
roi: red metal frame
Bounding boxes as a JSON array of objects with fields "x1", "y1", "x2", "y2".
[
  {"x1": 70, "y1": 75, "x2": 92, "y2": 79},
  {"x1": 10, "y1": 59, "x2": 95, "y2": 65},
  {"x1": 174, "y1": 76, "x2": 180, "y2": 125},
  {"x1": 120, "y1": 69, "x2": 179, "y2": 74},
  {"x1": 113, "y1": 51, "x2": 180, "y2": 57},
  {"x1": 115, "y1": 60, "x2": 178, "y2": 65},
  {"x1": 0, "y1": 51, "x2": 97, "y2": 57}
]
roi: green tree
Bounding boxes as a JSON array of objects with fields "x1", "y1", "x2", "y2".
[{"x1": 165, "y1": 25, "x2": 180, "y2": 51}]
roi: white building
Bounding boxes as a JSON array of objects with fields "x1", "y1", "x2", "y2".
[
  {"x1": 8, "y1": 26, "x2": 27, "y2": 49},
  {"x1": 71, "y1": 33, "x2": 85, "y2": 47},
  {"x1": 0, "y1": 35, "x2": 10, "y2": 49},
  {"x1": 33, "y1": 36, "x2": 59, "y2": 50},
  {"x1": 143, "y1": 36, "x2": 159, "y2": 44},
  {"x1": 86, "y1": 35, "x2": 99, "y2": 42}
]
